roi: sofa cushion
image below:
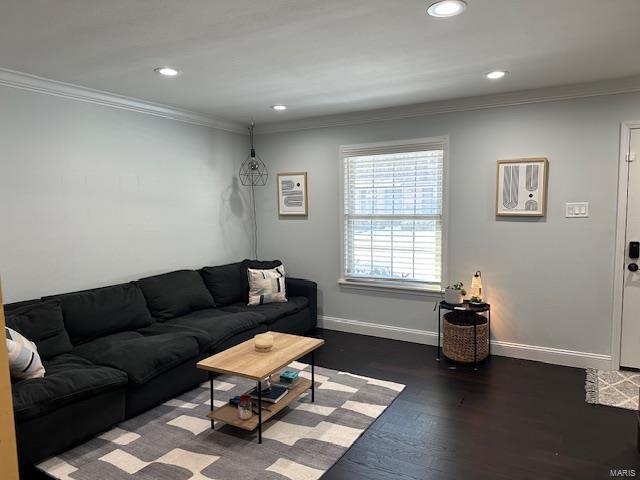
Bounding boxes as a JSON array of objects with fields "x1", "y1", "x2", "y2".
[
  {"x1": 137, "y1": 322, "x2": 213, "y2": 352},
  {"x1": 240, "y1": 259, "x2": 282, "y2": 301},
  {"x1": 167, "y1": 310, "x2": 266, "y2": 348},
  {"x1": 221, "y1": 296, "x2": 308, "y2": 324},
  {"x1": 12, "y1": 353, "x2": 127, "y2": 422},
  {"x1": 212, "y1": 324, "x2": 269, "y2": 354},
  {"x1": 44, "y1": 283, "x2": 153, "y2": 345},
  {"x1": 71, "y1": 330, "x2": 200, "y2": 385},
  {"x1": 138, "y1": 270, "x2": 215, "y2": 320},
  {"x1": 5, "y1": 301, "x2": 72, "y2": 359},
  {"x1": 200, "y1": 263, "x2": 244, "y2": 307}
]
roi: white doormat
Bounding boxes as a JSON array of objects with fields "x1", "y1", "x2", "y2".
[{"x1": 586, "y1": 368, "x2": 640, "y2": 410}]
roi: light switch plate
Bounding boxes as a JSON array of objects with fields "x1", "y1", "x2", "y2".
[{"x1": 565, "y1": 202, "x2": 589, "y2": 218}]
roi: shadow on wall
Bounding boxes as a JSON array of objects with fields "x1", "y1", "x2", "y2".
[
  {"x1": 317, "y1": 288, "x2": 324, "y2": 317},
  {"x1": 219, "y1": 176, "x2": 253, "y2": 258}
]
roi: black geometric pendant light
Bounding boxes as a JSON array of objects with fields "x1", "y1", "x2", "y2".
[
  {"x1": 239, "y1": 122, "x2": 267, "y2": 259},
  {"x1": 239, "y1": 123, "x2": 268, "y2": 186}
]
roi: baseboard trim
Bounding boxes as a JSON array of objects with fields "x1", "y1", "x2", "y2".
[
  {"x1": 318, "y1": 315, "x2": 612, "y2": 370},
  {"x1": 0, "y1": 67, "x2": 246, "y2": 133}
]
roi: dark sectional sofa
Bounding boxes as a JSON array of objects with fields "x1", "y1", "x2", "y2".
[{"x1": 3, "y1": 259, "x2": 317, "y2": 466}]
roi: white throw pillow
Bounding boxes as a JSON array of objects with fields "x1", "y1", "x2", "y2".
[
  {"x1": 247, "y1": 265, "x2": 288, "y2": 306},
  {"x1": 5, "y1": 327, "x2": 45, "y2": 380}
]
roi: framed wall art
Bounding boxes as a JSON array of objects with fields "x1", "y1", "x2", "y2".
[
  {"x1": 496, "y1": 158, "x2": 548, "y2": 217},
  {"x1": 277, "y1": 172, "x2": 308, "y2": 216}
]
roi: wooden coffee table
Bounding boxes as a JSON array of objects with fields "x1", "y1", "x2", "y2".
[{"x1": 196, "y1": 332, "x2": 324, "y2": 443}]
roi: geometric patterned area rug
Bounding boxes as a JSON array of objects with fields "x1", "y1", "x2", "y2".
[
  {"x1": 586, "y1": 368, "x2": 639, "y2": 410},
  {"x1": 37, "y1": 361, "x2": 405, "y2": 480}
]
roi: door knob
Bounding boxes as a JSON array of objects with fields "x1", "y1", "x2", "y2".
[{"x1": 629, "y1": 263, "x2": 639, "y2": 272}]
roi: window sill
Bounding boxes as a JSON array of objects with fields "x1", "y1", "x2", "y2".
[{"x1": 337, "y1": 278, "x2": 444, "y2": 298}]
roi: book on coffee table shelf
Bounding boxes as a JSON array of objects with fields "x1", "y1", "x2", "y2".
[
  {"x1": 270, "y1": 381, "x2": 294, "y2": 390},
  {"x1": 247, "y1": 385, "x2": 288, "y2": 404}
]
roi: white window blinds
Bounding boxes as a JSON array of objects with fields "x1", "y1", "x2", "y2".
[{"x1": 342, "y1": 139, "x2": 445, "y2": 287}]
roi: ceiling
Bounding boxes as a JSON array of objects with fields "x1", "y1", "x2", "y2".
[{"x1": 2, "y1": 0, "x2": 640, "y2": 125}]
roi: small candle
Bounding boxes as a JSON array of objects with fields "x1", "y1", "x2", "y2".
[{"x1": 254, "y1": 333, "x2": 274, "y2": 352}]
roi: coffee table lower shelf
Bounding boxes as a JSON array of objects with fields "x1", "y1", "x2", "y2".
[{"x1": 207, "y1": 377, "x2": 312, "y2": 431}]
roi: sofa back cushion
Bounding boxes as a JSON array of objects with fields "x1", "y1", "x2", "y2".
[
  {"x1": 200, "y1": 262, "x2": 244, "y2": 307},
  {"x1": 45, "y1": 283, "x2": 154, "y2": 345},
  {"x1": 137, "y1": 270, "x2": 216, "y2": 320},
  {"x1": 241, "y1": 259, "x2": 283, "y2": 301},
  {"x1": 4, "y1": 298, "x2": 42, "y2": 312},
  {"x1": 5, "y1": 301, "x2": 72, "y2": 360}
]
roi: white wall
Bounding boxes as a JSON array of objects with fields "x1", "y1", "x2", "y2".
[
  {"x1": 0, "y1": 85, "x2": 252, "y2": 302},
  {"x1": 254, "y1": 93, "x2": 640, "y2": 368}
]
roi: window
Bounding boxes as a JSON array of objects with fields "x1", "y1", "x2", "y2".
[{"x1": 341, "y1": 137, "x2": 446, "y2": 292}]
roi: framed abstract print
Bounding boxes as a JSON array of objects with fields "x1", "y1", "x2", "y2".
[
  {"x1": 496, "y1": 158, "x2": 548, "y2": 217},
  {"x1": 277, "y1": 172, "x2": 308, "y2": 216}
]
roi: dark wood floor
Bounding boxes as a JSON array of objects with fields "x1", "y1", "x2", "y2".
[
  {"x1": 312, "y1": 329, "x2": 640, "y2": 480},
  {"x1": 24, "y1": 328, "x2": 639, "y2": 480}
]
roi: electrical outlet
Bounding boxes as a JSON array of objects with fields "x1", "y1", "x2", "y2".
[{"x1": 565, "y1": 202, "x2": 589, "y2": 218}]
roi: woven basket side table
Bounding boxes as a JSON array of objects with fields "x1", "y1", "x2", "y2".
[
  {"x1": 442, "y1": 311, "x2": 489, "y2": 363},
  {"x1": 436, "y1": 300, "x2": 491, "y2": 368}
]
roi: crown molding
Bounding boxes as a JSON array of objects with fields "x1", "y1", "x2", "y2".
[
  {"x1": 5, "y1": 66, "x2": 640, "y2": 137},
  {"x1": 255, "y1": 75, "x2": 640, "y2": 134},
  {"x1": 0, "y1": 68, "x2": 246, "y2": 134}
]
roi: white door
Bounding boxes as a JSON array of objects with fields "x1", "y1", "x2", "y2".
[{"x1": 621, "y1": 128, "x2": 640, "y2": 368}]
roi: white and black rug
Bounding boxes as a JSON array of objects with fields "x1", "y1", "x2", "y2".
[
  {"x1": 38, "y1": 361, "x2": 404, "y2": 480},
  {"x1": 586, "y1": 368, "x2": 639, "y2": 410}
]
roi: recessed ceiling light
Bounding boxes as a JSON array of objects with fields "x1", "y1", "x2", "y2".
[
  {"x1": 486, "y1": 70, "x2": 508, "y2": 80},
  {"x1": 427, "y1": 0, "x2": 467, "y2": 17},
  {"x1": 271, "y1": 105, "x2": 287, "y2": 111},
  {"x1": 154, "y1": 67, "x2": 181, "y2": 77}
]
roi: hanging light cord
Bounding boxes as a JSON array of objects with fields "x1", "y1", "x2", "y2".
[
  {"x1": 251, "y1": 182, "x2": 258, "y2": 260},
  {"x1": 248, "y1": 122, "x2": 259, "y2": 260}
]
